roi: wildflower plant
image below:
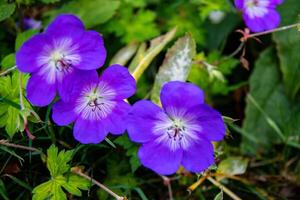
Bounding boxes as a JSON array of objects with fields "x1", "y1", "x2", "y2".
[{"x1": 1, "y1": 0, "x2": 300, "y2": 199}]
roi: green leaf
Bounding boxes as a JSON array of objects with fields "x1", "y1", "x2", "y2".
[
  {"x1": 33, "y1": 146, "x2": 90, "y2": 200},
  {"x1": 47, "y1": 145, "x2": 73, "y2": 177},
  {"x1": 109, "y1": 42, "x2": 138, "y2": 66},
  {"x1": 214, "y1": 190, "x2": 223, "y2": 200},
  {"x1": 46, "y1": 0, "x2": 120, "y2": 28},
  {"x1": 0, "y1": 2, "x2": 15, "y2": 22},
  {"x1": 273, "y1": 0, "x2": 300, "y2": 98},
  {"x1": 129, "y1": 28, "x2": 177, "y2": 81},
  {"x1": 0, "y1": 72, "x2": 30, "y2": 137},
  {"x1": 15, "y1": 29, "x2": 39, "y2": 51},
  {"x1": 0, "y1": 179, "x2": 10, "y2": 200},
  {"x1": 1, "y1": 53, "x2": 15, "y2": 70},
  {"x1": 242, "y1": 48, "x2": 300, "y2": 154},
  {"x1": 5, "y1": 106, "x2": 21, "y2": 137},
  {"x1": 217, "y1": 157, "x2": 248, "y2": 176},
  {"x1": 150, "y1": 33, "x2": 196, "y2": 104},
  {"x1": 188, "y1": 52, "x2": 239, "y2": 97},
  {"x1": 115, "y1": 135, "x2": 141, "y2": 172},
  {"x1": 40, "y1": 0, "x2": 60, "y2": 4}
]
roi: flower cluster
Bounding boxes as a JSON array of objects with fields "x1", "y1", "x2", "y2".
[
  {"x1": 235, "y1": 0, "x2": 283, "y2": 32},
  {"x1": 16, "y1": 14, "x2": 226, "y2": 175}
]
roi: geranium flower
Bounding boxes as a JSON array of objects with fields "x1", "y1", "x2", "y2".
[
  {"x1": 127, "y1": 81, "x2": 226, "y2": 175},
  {"x1": 235, "y1": 0, "x2": 283, "y2": 32},
  {"x1": 22, "y1": 18, "x2": 42, "y2": 30},
  {"x1": 16, "y1": 14, "x2": 106, "y2": 106},
  {"x1": 52, "y1": 65, "x2": 136, "y2": 144}
]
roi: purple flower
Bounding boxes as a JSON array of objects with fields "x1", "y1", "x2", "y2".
[
  {"x1": 16, "y1": 14, "x2": 106, "y2": 106},
  {"x1": 22, "y1": 18, "x2": 42, "y2": 30},
  {"x1": 235, "y1": 0, "x2": 283, "y2": 32},
  {"x1": 127, "y1": 81, "x2": 226, "y2": 175},
  {"x1": 52, "y1": 65, "x2": 136, "y2": 144}
]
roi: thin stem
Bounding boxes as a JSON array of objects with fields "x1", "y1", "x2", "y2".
[
  {"x1": 248, "y1": 22, "x2": 300, "y2": 38},
  {"x1": 161, "y1": 176, "x2": 173, "y2": 200},
  {"x1": 0, "y1": 66, "x2": 17, "y2": 76},
  {"x1": 187, "y1": 175, "x2": 208, "y2": 193},
  {"x1": 0, "y1": 140, "x2": 41, "y2": 152},
  {"x1": 71, "y1": 168, "x2": 126, "y2": 200},
  {"x1": 18, "y1": 72, "x2": 24, "y2": 110},
  {"x1": 207, "y1": 177, "x2": 242, "y2": 200},
  {"x1": 227, "y1": 42, "x2": 245, "y2": 58}
]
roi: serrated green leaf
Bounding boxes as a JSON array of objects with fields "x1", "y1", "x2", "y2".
[
  {"x1": 46, "y1": 0, "x2": 120, "y2": 28},
  {"x1": 5, "y1": 106, "x2": 21, "y2": 137},
  {"x1": 273, "y1": 0, "x2": 300, "y2": 98},
  {"x1": 1, "y1": 53, "x2": 15, "y2": 70},
  {"x1": 115, "y1": 135, "x2": 141, "y2": 172},
  {"x1": 151, "y1": 33, "x2": 196, "y2": 104},
  {"x1": 47, "y1": 145, "x2": 73, "y2": 177},
  {"x1": 217, "y1": 157, "x2": 248, "y2": 176},
  {"x1": 15, "y1": 29, "x2": 39, "y2": 51},
  {"x1": 33, "y1": 146, "x2": 89, "y2": 200},
  {"x1": 0, "y1": 2, "x2": 15, "y2": 22}
]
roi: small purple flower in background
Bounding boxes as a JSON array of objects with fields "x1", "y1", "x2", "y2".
[
  {"x1": 16, "y1": 14, "x2": 106, "y2": 106},
  {"x1": 52, "y1": 65, "x2": 136, "y2": 144},
  {"x1": 23, "y1": 18, "x2": 42, "y2": 30},
  {"x1": 127, "y1": 81, "x2": 226, "y2": 175},
  {"x1": 235, "y1": 0, "x2": 283, "y2": 32}
]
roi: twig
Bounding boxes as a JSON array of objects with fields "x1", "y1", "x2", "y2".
[
  {"x1": 248, "y1": 22, "x2": 300, "y2": 39},
  {"x1": 207, "y1": 177, "x2": 242, "y2": 200},
  {"x1": 161, "y1": 176, "x2": 173, "y2": 200},
  {"x1": 187, "y1": 175, "x2": 208, "y2": 193},
  {"x1": 71, "y1": 167, "x2": 126, "y2": 200},
  {"x1": 0, "y1": 66, "x2": 17, "y2": 76},
  {"x1": 0, "y1": 140, "x2": 40, "y2": 152}
]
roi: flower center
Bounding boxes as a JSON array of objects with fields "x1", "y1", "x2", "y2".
[
  {"x1": 166, "y1": 119, "x2": 186, "y2": 141},
  {"x1": 75, "y1": 82, "x2": 116, "y2": 120},
  {"x1": 153, "y1": 108, "x2": 201, "y2": 151},
  {"x1": 37, "y1": 38, "x2": 81, "y2": 84},
  {"x1": 246, "y1": 0, "x2": 259, "y2": 7},
  {"x1": 50, "y1": 50, "x2": 72, "y2": 72}
]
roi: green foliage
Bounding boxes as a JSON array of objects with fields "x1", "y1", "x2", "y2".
[
  {"x1": 242, "y1": 48, "x2": 300, "y2": 154},
  {"x1": 192, "y1": 0, "x2": 231, "y2": 21},
  {"x1": 214, "y1": 190, "x2": 223, "y2": 200},
  {"x1": 15, "y1": 29, "x2": 39, "y2": 51},
  {"x1": 151, "y1": 33, "x2": 196, "y2": 104},
  {"x1": 1, "y1": 53, "x2": 15, "y2": 70},
  {"x1": 115, "y1": 135, "x2": 140, "y2": 172},
  {"x1": 129, "y1": 28, "x2": 177, "y2": 80},
  {"x1": 0, "y1": 72, "x2": 30, "y2": 137},
  {"x1": 46, "y1": 0, "x2": 120, "y2": 28},
  {"x1": 104, "y1": 4, "x2": 160, "y2": 43},
  {"x1": 188, "y1": 51, "x2": 239, "y2": 97},
  {"x1": 0, "y1": 1, "x2": 15, "y2": 22},
  {"x1": 217, "y1": 156, "x2": 248, "y2": 176},
  {"x1": 273, "y1": 0, "x2": 300, "y2": 99},
  {"x1": 32, "y1": 145, "x2": 90, "y2": 200}
]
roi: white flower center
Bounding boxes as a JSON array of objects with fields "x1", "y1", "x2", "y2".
[
  {"x1": 245, "y1": 0, "x2": 269, "y2": 19},
  {"x1": 153, "y1": 107, "x2": 201, "y2": 151},
  {"x1": 75, "y1": 82, "x2": 116, "y2": 120},
  {"x1": 37, "y1": 38, "x2": 81, "y2": 84}
]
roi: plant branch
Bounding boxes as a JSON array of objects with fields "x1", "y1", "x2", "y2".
[
  {"x1": 0, "y1": 66, "x2": 17, "y2": 76},
  {"x1": 0, "y1": 140, "x2": 41, "y2": 152},
  {"x1": 248, "y1": 22, "x2": 300, "y2": 38},
  {"x1": 207, "y1": 177, "x2": 242, "y2": 200},
  {"x1": 161, "y1": 176, "x2": 174, "y2": 200},
  {"x1": 71, "y1": 167, "x2": 126, "y2": 200}
]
